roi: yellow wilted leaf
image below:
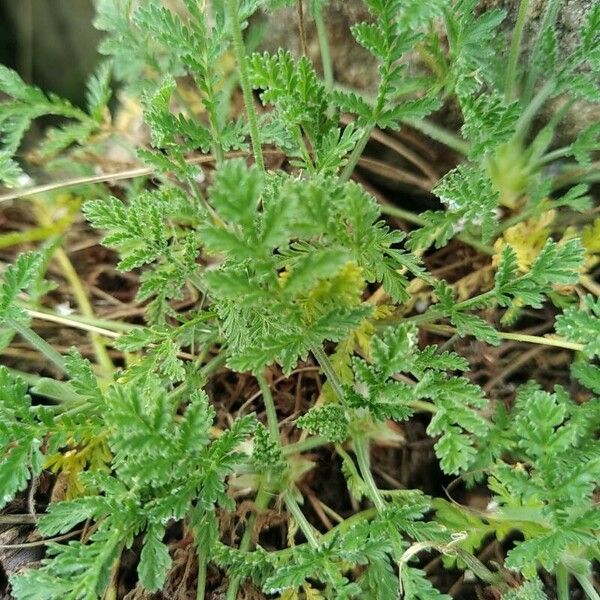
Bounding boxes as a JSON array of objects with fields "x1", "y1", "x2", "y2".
[
  {"x1": 301, "y1": 262, "x2": 366, "y2": 318},
  {"x1": 279, "y1": 590, "x2": 300, "y2": 600},
  {"x1": 44, "y1": 433, "x2": 111, "y2": 500},
  {"x1": 493, "y1": 210, "x2": 556, "y2": 272},
  {"x1": 303, "y1": 584, "x2": 325, "y2": 599},
  {"x1": 582, "y1": 218, "x2": 600, "y2": 255}
]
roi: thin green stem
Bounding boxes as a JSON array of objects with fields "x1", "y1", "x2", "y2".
[
  {"x1": 283, "y1": 435, "x2": 329, "y2": 455},
  {"x1": 272, "y1": 507, "x2": 378, "y2": 560},
  {"x1": 225, "y1": 485, "x2": 271, "y2": 600},
  {"x1": 379, "y1": 203, "x2": 495, "y2": 255},
  {"x1": 311, "y1": 344, "x2": 346, "y2": 401},
  {"x1": 200, "y1": 351, "x2": 227, "y2": 378},
  {"x1": 256, "y1": 371, "x2": 279, "y2": 440},
  {"x1": 285, "y1": 492, "x2": 320, "y2": 548},
  {"x1": 313, "y1": 4, "x2": 334, "y2": 92},
  {"x1": 556, "y1": 564, "x2": 570, "y2": 600},
  {"x1": 258, "y1": 373, "x2": 322, "y2": 550},
  {"x1": 341, "y1": 125, "x2": 373, "y2": 181},
  {"x1": 494, "y1": 198, "x2": 566, "y2": 235},
  {"x1": 534, "y1": 145, "x2": 573, "y2": 168},
  {"x1": 453, "y1": 289, "x2": 497, "y2": 312},
  {"x1": 521, "y1": 0, "x2": 561, "y2": 104},
  {"x1": 353, "y1": 436, "x2": 386, "y2": 512},
  {"x1": 226, "y1": 0, "x2": 265, "y2": 174},
  {"x1": 504, "y1": 0, "x2": 530, "y2": 101},
  {"x1": 401, "y1": 117, "x2": 470, "y2": 156},
  {"x1": 196, "y1": 553, "x2": 207, "y2": 600},
  {"x1": 409, "y1": 399, "x2": 438, "y2": 414},
  {"x1": 206, "y1": 106, "x2": 225, "y2": 165},
  {"x1": 8, "y1": 318, "x2": 67, "y2": 372},
  {"x1": 574, "y1": 573, "x2": 600, "y2": 600},
  {"x1": 419, "y1": 322, "x2": 585, "y2": 352},
  {"x1": 52, "y1": 246, "x2": 114, "y2": 376},
  {"x1": 552, "y1": 162, "x2": 600, "y2": 188},
  {"x1": 514, "y1": 80, "x2": 555, "y2": 142},
  {"x1": 332, "y1": 83, "x2": 469, "y2": 156}
]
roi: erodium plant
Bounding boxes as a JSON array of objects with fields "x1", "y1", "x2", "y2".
[{"x1": 0, "y1": 1, "x2": 598, "y2": 599}]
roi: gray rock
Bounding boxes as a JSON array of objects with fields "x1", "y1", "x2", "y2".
[{"x1": 258, "y1": 0, "x2": 599, "y2": 142}]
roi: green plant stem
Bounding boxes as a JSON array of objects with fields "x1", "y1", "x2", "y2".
[
  {"x1": 514, "y1": 80, "x2": 554, "y2": 142},
  {"x1": 8, "y1": 317, "x2": 67, "y2": 372},
  {"x1": 206, "y1": 108, "x2": 225, "y2": 165},
  {"x1": 553, "y1": 162, "x2": 600, "y2": 188},
  {"x1": 52, "y1": 246, "x2": 114, "y2": 376},
  {"x1": 353, "y1": 436, "x2": 386, "y2": 512},
  {"x1": 410, "y1": 399, "x2": 438, "y2": 414},
  {"x1": 341, "y1": 125, "x2": 373, "y2": 181},
  {"x1": 266, "y1": 506, "x2": 378, "y2": 562},
  {"x1": 401, "y1": 116, "x2": 470, "y2": 156},
  {"x1": 574, "y1": 574, "x2": 600, "y2": 600},
  {"x1": 226, "y1": 0, "x2": 265, "y2": 174},
  {"x1": 556, "y1": 564, "x2": 570, "y2": 600},
  {"x1": 419, "y1": 322, "x2": 586, "y2": 352},
  {"x1": 196, "y1": 552, "x2": 207, "y2": 600},
  {"x1": 379, "y1": 203, "x2": 495, "y2": 255},
  {"x1": 285, "y1": 492, "x2": 320, "y2": 548},
  {"x1": 534, "y1": 146, "x2": 573, "y2": 167},
  {"x1": 311, "y1": 344, "x2": 346, "y2": 401},
  {"x1": 494, "y1": 193, "x2": 573, "y2": 235},
  {"x1": 313, "y1": 4, "x2": 334, "y2": 92},
  {"x1": 521, "y1": 0, "x2": 561, "y2": 103},
  {"x1": 333, "y1": 82, "x2": 469, "y2": 156},
  {"x1": 504, "y1": 0, "x2": 530, "y2": 101},
  {"x1": 257, "y1": 373, "x2": 321, "y2": 550},
  {"x1": 283, "y1": 435, "x2": 329, "y2": 455},
  {"x1": 200, "y1": 351, "x2": 228, "y2": 378},
  {"x1": 314, "y1": 343, "x2": 438, "y2": 414},
  {"x1": 20, "y1": 304, "x2": 139, "y2": 332},
  {"x1": 225, "y1": 485, "x2": 271, "y2": 600},
  {"x1": 256, "y1": 371, "x2": 278, "y2": 440}
]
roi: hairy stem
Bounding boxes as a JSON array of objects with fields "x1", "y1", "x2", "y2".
[
  {"x1": 521, "y1": 0, "x2": 561, "y2": 103},
  {"x1": 313, "y1": 3, "x2": 334, "y2": 91},
  {"x1": 401, "y1": 117, "x2": 470, "y2": 156},
  {"x1": 311, "y1": 344, "x2": 346, "y2": 401},
  {"x1": 283, "y1": 435, "x2": 329, "y2": 455},
  {"x1": 52, "y1": 247, "x2": 114, "y2": 376},
  {"x1": 556, "y1": 564, "x2": 570, "y2": 600},
  {"x1": 379, "y1": 203, "x2": 495, "y2": 255},
  {"x1": 225, "y1": 485, "x2": 271, "y2": 600},
  {"x1": 341, "y1": 125, "x2": 373, "y2": 181},
  {"x1": 534, "y1": 145, "x2": 574, "y2": 168},
  {"x1": 256, "y1": 371, "x2": 279, "y2": 440},
  {"x1": 513, "y1": 80, "x2": 554, "y2": 142},
  {"x1": 195, "y1": 552, "x2": 207, "y2": 600},
  {"x1": 574, "y1": 573, "x2": 600, "y2": 600},
  {"x1": 353, "y1": 436, "x2": 386, "y2": 512},
  {"x1": 419, "y1": 322, "x2": 585, "y2": 352},
  {"x1": 504, "y1": 0, "x2": 530, "y2": 101},
  {"x1": 226, "y1": 0, "x2": 265, "y2": 173},
  {"x1": 7, "y1": 317, "x2": 67, "y2": 372},
  {"x1": 285, "y1": 492, "x2": 320, "y2": 548}
]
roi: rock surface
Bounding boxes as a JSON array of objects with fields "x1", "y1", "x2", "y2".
[{"x1": 258, "y1": 0, "x2": 599, "y2": 140}]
